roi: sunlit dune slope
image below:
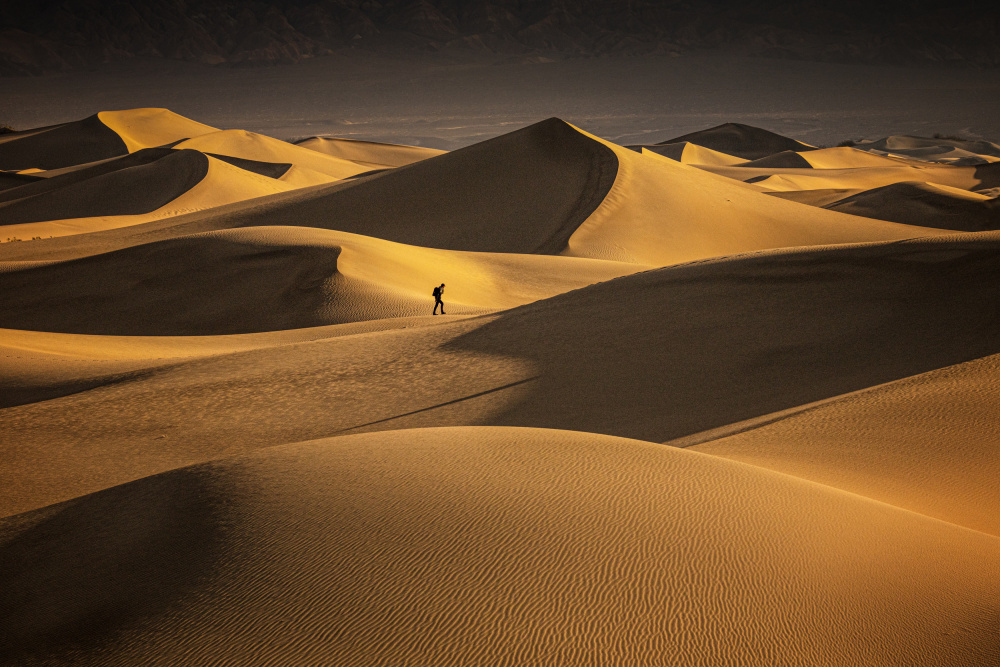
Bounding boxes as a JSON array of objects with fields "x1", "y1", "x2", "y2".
[
  {"x1": 693, "y1": 354, "x2": 1000, "y2": 537},
  {"x1": 174, "y1": 130, "x2": 370, "y2": 180},
  {"x1": 625, "y1": 141, "x2": 745, "y2": 166},
  {"x1": 5, "y1": 233, "x2": 1000, "y2": 515},
  {"x1": 558, "y1": 140, "x2": 945, "y2": 264},
  {"x1": 0, "y1": 225, "x2": 642, "y2": 335},
  {"x1": 0, "y1": 109, "x2": 219, "y2": 172},
  {"x1": 658, "y1": 122, "x2": 816, "y2": 160},
  {"x1": 3, "y1": 427, "x2": 998, "y2": 667},
  {"x1": 295, "y1": 136, "x2": 446, "y2": 169},
  {"x1": 0, "y1": 154, "x2": 298, "y2": 240},
  {"x1": 0, "y1": 118, "x2": 943, "y2": 266},
  {"x1": 0, "y1": 316, "x2": 464, "y2": 411},
  {"x1": 705, "y1": 161, "x2": 1000, "y2": 193},
  {"x1": 738, "y1": 147, "x2": 912, "y2": 170},
  {"x1": 96, "y1": 108, "x2": 218, "y2": 152},
  {"x1": 799, "y1": 146, "x2": 916, "y2": 169}
]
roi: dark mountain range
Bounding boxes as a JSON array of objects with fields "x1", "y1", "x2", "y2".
[{"x1": 1, "y1": 0, "x2": 998, "y2": 75}]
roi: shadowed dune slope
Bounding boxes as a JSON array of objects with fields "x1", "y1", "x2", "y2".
[
  {"x1": 693, "y1": 354, "x2": 1000, "y2": 537},
  {"x1": 821, "y1": 182, "x2": 1000, "y2": 231},
  {"x1": 0, "y1": 172, "x2": 42, "y2": 192},
  {"x1": 659, "y1": 123, "x2": 815, "y2": 160},
  {"x1": 0, "y1": 155, "x2": 299, "y2": 241},
  {"x1": 0, "y1": 114, "x2": 127, "y2": 171},
  {"x1": 0, "y1": 150, "x2": 208, "y2": 226},
  {"x1": 2, "y1": 428, "x2": 999, "y2": 667},
  {"x1": 294, "y1": 136, "x2": 446, "y2": 169},
  {"x1": 0, "y1": 226, "x2": 642, "y2": 335},
  {"x1": 737, "y1": 150, "x2": 813, "y2": 169},
  {"x1": 4, "y1": 233, "x2": 1000, "y2": 515}
]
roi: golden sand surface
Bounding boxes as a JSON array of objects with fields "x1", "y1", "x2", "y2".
[{"x1": 1, "y1": 108, "x2": 998, "y2": 665}]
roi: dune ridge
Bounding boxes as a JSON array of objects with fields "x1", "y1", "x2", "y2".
[
  {"x1": 294, "y1": 136, "x2": 446, "y2": 169},
  {"x1": 693, "y1": 353, "x2": 1000, "y2": 537},
  {"x1": 0, "y1": 225, "x2": 643, "y2": 335}
]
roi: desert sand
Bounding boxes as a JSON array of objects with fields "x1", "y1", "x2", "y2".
[{"x1": 1, "y1": 108, "x2": 999, "y2": 666}]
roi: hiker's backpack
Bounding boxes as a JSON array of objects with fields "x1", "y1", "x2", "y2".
[{"x1": 432, "y1": 287, "x2": 441, "y2": 298}]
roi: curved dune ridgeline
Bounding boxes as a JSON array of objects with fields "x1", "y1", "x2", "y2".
[
  {"x1": 294, "y1": 136, "x2": 446, "y2": 169},
  {"x1": 658, "y1": 122, "x2": 816, "y2": 160},
  {"x1": 693, "y1": 353, "x2": 1000, "y2": 538},
  {"x1": 3, "y1": 428, "x2": 999, "y2": 667},
  {"x1": 0, "y1": 114, "x2": 128, "y2": 171},
  {"x1": 0, "y1": 226, "x2": 642, "y2": 335},
  {"x1": 0, "y1": 150, "x2": 209, "y2": 226},
  {"x1": 3, "y1": 108, "x2": 1000, "y2": 665}
]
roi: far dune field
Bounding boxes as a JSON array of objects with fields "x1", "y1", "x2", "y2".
[{"x1": 2, "y1": 107, "x2": 999, "y2": 666}]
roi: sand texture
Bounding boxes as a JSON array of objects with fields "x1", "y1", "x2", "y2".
[
  {"x1": 2, "y1": 109, "x2": 999, "y2": 665},
  {"x1": 3, "y1": 427, "x2": 999, "y2": 667}
]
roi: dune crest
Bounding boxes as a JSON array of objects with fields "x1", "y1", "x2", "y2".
[
  {"x1": 295, "y1": 136, "x2": 446, "y2": 169},
  {"x1": 96, "y1": 108, "x2": 218, "y2": 152}
]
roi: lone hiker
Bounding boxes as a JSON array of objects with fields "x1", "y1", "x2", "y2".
[{"x1": 432, "y1": 283, "x2": 446, "y2": 315}]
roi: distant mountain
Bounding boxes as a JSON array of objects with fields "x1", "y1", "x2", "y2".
[{"x1": 2, "y1": 0, "x2": 998, "y2": 75}]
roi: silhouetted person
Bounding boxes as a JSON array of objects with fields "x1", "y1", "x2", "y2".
[{"x1": 432, "y1": 283, "x2": 446, "y2": 315}]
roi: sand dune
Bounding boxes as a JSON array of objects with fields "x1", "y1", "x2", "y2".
[
  {"x1": 5, "y1": 231, "x2": 1000, "y2": 515},
  {"x1": 2, "y1": 427, "x2": 998, "y2": 666},
  {"x1": 692, "y1": 354, "x2": 1000, "y2": 537},
  {"x1": 626, "y1": 141, "x2": 746, "y2": 166},
  {"x1": 814, "y1": 181, "x2": 1000, "y2": 231},
  {"x1": 0, "y1": 118, "x2": 619, "y2": 261},
  {"x1": 800, "y1": 146, "x2": 918, "y2": 169},
  {"x1": 558, "y1": 136, "x2": 945, "y2": 264},
  {"x1": 657, "y1": 122, "x2": 816, "y2": 160},
  {"x1": 705, "y1": 161, "x2": 1000, "y2": 193},
  {"x1": 0, "y1": 114, "x2": 128, "y2": 171},
  {"x1": 96, "y1": 108, "x2": 218, "y2": 152},
  {"x1": 0, "y1": 118, "x2": 944, "y2": 267},
  {"x1": 0, "y1": 225, "x2": 642, "y2": 335},
  {"x1": 0, "y1": 171, "x2": 42, "y2": 192},
  {"x1": 0, "y1": 149, "x2": 208, "y2": 226},
  {"x1": 173, "y1": 130, "x2": 370, "y2": 180},
  {"x1": 295, "y1": 136, "x2": 446, "y2": 169},
  {"x1": 859, "y1": 134, "x2": 1000, "y2": 160},
  {"x1": 736, "y1": 147, "x2": 909, "y2": 170},
  {"x1": 0, "y1": 153, "x2": 299, "y2": 240}
]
